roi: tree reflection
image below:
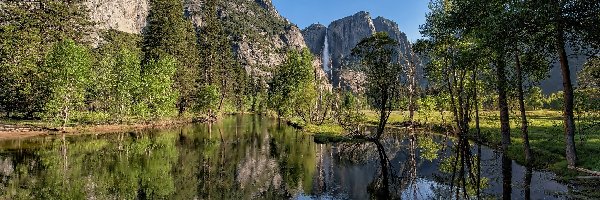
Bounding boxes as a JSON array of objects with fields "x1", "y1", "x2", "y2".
[
  {"x1": 436, "y1": 135, "x2": 489, "y2": 199},
  {"x1": 502, "y1": 155, "x2": 512, "y2": 200},
  {"x1": 0, "y1": 116, "x2": 547, "y2": 199},
  {"x1": 524, "y1": 166, "x2": 532, "y2": 200},
  {"x1": 0, "y1": 115, "x2": 320, "y2": 199},
  {"x1": 368, "y1": 131, "x2": 420, "y2": 200}
]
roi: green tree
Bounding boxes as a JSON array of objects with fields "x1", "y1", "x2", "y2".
[
  {"x1": 579, "y1": 57, "x2": 600, "y2": 89},
  {"x1": 268, "y1": 49, "x2": 315, "y2": 119},
  {"x1": 142, "y1": 0, "x2": 200, "y2": 115},
  {"x1": 43, "y1": 40, "x2": 92, "y2": 127},
  {"x1": 111, "y1": 49, "x2": 142, "y2": 118},
  {"x1": 249, "y1": 72, "x2": 268, "y2": 114},
  {"x1": 419, "y1": 0, "x2": 546, "y2": 158},
  {"x1": 351, "y1": 32, "x2": 404, "y2": 139},
  {"x1": 195, "y1": 85, "x2": 221, "y2": 117},
  {"x1": 139, "y1": 57, "x2": 179, "y2": 118},
  {"x1": 525, "y1": 86, "x2": 544, "y2": 110},
  {"x1": 532, "y1": 0, "x2": 600, "y2": 167},
  {"x1": 198, "y1": 0, "x2": 246, "y2": 115},
  {"x1": 92, "y1": 30, "x2": 143, "y2": 120},
  {"x1": 335, "y1": 91, "x2": 366, "y2": 134},
  {"x1": 0, "y1": 0, "x2": 92, "y2": 118}
]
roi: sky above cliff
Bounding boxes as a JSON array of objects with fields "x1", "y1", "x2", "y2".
[{"x1": 272, "y1": 0, "x2": 429, "y2": 42}]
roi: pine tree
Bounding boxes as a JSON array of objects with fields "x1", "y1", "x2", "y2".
[
  {"x1": 198, "y1": 0, "x2": 245, "y2": 114},
  {"x1": 142, "y1": 0, "x2": 200, "y2": 115}
]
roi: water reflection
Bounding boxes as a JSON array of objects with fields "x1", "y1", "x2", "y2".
[{"x1": 0, "y1": 115, "x2": 573, "y2": 199}]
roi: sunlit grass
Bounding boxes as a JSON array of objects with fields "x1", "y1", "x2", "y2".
[{"x1": 315, "y1": 109, "x2": 600, "y2": 176}]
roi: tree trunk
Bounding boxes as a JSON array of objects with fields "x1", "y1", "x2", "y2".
[
  {"x1": 408, "y1": 57, "x2": 417, "y2": 127},
  {"x1": 376, "y1": 90, "x2": 389, "y2": 140},
  {"x1": 515, "y1": 52, "x2": 533, "y2": 165},
  {"x1": 496, "y1": 59, "x2": 511, "y2": 152},
  {"x1": 555, "y1": 25, "x2": 577, "y2": 167},
  {"x1": 178, "y1": 99, "x2": 186, "y2": 117},
  {"x1": 473, "y1": 69, "x2": 481, "y2": 141},
  {"x1": 218, "y1": 79, "x2": 226, "y2": 113}
]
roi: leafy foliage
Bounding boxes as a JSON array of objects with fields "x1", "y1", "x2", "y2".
[
  {"x1": 334, "y1": 91, "x2": 367, "y2": 134},
  {"x1": 139, "y1": 57, "x2": 179, "y2": 118},
  {"x1": 42, "y1": 40, "x2": 92, "y2": 126},
  {"x1": 0, "y1": 0, "x2": 92, "y2": 117},
  {"x1": 91, "y1": 30, "x2": 143, "y2": 120},
  {"x1": 352, "y1": 32, "x2": 405, "y2": 138},
  {"x1": 195, "y1": 85, "x2": 221, "y2": 114},
  {"x1": 579, "y1": 57, "x2": 600, "y2": 89},
  {"x1": 268, "y1": 49, "x2": 315, "y2": 118}
]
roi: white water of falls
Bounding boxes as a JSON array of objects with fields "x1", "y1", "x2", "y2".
[{"x1": 322, "y1": 31, "x2": 331, "y2": 73}]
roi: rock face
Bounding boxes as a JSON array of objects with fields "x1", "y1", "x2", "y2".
[
  {"x1": 85, "y1": 0, "x2": 327, "y2": 83},
  {"x1": 327, "y1": 12, "x2": 376, "y2": 87},
  {"x1": 301, "y1": 24, "x2": 327, "y2": 55},
  {"x1": 85, "y1": 0, "x2": 148, "y2": 34},
  {"x1": 540, "y1": 47, "x2": 588, "y2": 94},
  {"x1": 303, "y1": 11, "x2": 418, "y2": 88},
  {"x1": 372, "y1": 17, "x2": 411, "y2": 56},
  {"x1": 209, "y1": 0, "x2": 308, "y2": 77}
]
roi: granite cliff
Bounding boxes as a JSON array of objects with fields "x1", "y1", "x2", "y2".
[
  {"x1": 302, "y1": 11, "x2": 419, "y2": 89},
  {"x1": 301, "y1": 24, "x2": 327, "y2": 55},
  {"x1": 85, "y1": 0, "x2": 326, "y2": 82}
]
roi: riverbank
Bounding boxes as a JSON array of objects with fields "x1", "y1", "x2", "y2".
[
  {"x1": 3, "y1": 111, "x2": 598, "y2": 178},
  {"x1": 293, "y1": 110, "x2": 600, "y2": 178},
  {"x1": 0, "y1": 116, "x2": 210, "y2": 140}
]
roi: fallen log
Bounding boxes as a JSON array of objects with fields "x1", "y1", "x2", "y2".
[{"x1": 569, "y1": 166, "x2": 600, "y2": 176}]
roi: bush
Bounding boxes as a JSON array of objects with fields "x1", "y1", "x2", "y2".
[{"x1": 195, "y1": 84, "x2": 220, "y2": 114}]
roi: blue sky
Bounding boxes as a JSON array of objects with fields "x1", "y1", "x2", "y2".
[{"x1": 272, "y1": 0, "x2": 430, "y2": 42}]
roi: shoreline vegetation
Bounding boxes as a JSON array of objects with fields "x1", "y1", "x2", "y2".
[
  {"x1": 0, "y1": 117, "x2": 199, "y2": 140},
  {"x1": 289, "y1": 110, "x2": 600, "y2": 179},
  {"x1": 1, "y1": 109, "x2": 599, "y2": 188},
  {"x1": 2, "y1": 108, "x2": 599, "y2": 179}
]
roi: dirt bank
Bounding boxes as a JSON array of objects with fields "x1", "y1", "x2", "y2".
[{"x1": 0, "y1": 119, "x2": 194, "y2": 140}]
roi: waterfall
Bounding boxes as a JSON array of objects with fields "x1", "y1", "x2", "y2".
[{"x1": 322, "y1": 31, "x2": 331, "y2": 74}]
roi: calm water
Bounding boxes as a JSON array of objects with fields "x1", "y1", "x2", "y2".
[{"x1": 0, "y1": 115, "x2": 576, "y2": 199}]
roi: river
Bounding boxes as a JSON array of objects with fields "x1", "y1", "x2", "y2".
[{"x1": 0, "y1": 115, "x2": 577, "y2": 199}]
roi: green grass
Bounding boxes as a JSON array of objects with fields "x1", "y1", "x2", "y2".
[
  {"x1": 471, "y1": 110, "x2": 600, "y2": 174},
  {"x1": 362, "y1": 109, "x2": 600, "y2": 176},
  {"x1": 301, "y1": 109, "x2": 600, "y2": 178}
]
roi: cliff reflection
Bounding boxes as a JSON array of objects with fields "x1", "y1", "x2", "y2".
[{"x1": 0, "y1": 115, "x2": 571, "y2": 199}]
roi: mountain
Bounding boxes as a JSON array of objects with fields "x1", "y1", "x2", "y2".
[
  {"x1": 301, "y1": 24, "x2": 327, "y2": 55},
  {"x1": 85, "y1": 2, "x2": 584, "y2": 94},
  {"x1": 301, "y1": 11, "x2": 592, "y2": 94},
  {"x1": 85, "y1": 0, "x2": 326, "y2": 82},
  {"x1": 85, "y1": 0, "x2": 149, "y2": 34},
  {"x1": 302, "y1": 11, "x2": 418, "y2": 89}
]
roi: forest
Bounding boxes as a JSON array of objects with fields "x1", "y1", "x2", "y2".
[{"x1": 1, "y1": 0, "x2": 600, "y2": 192}]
